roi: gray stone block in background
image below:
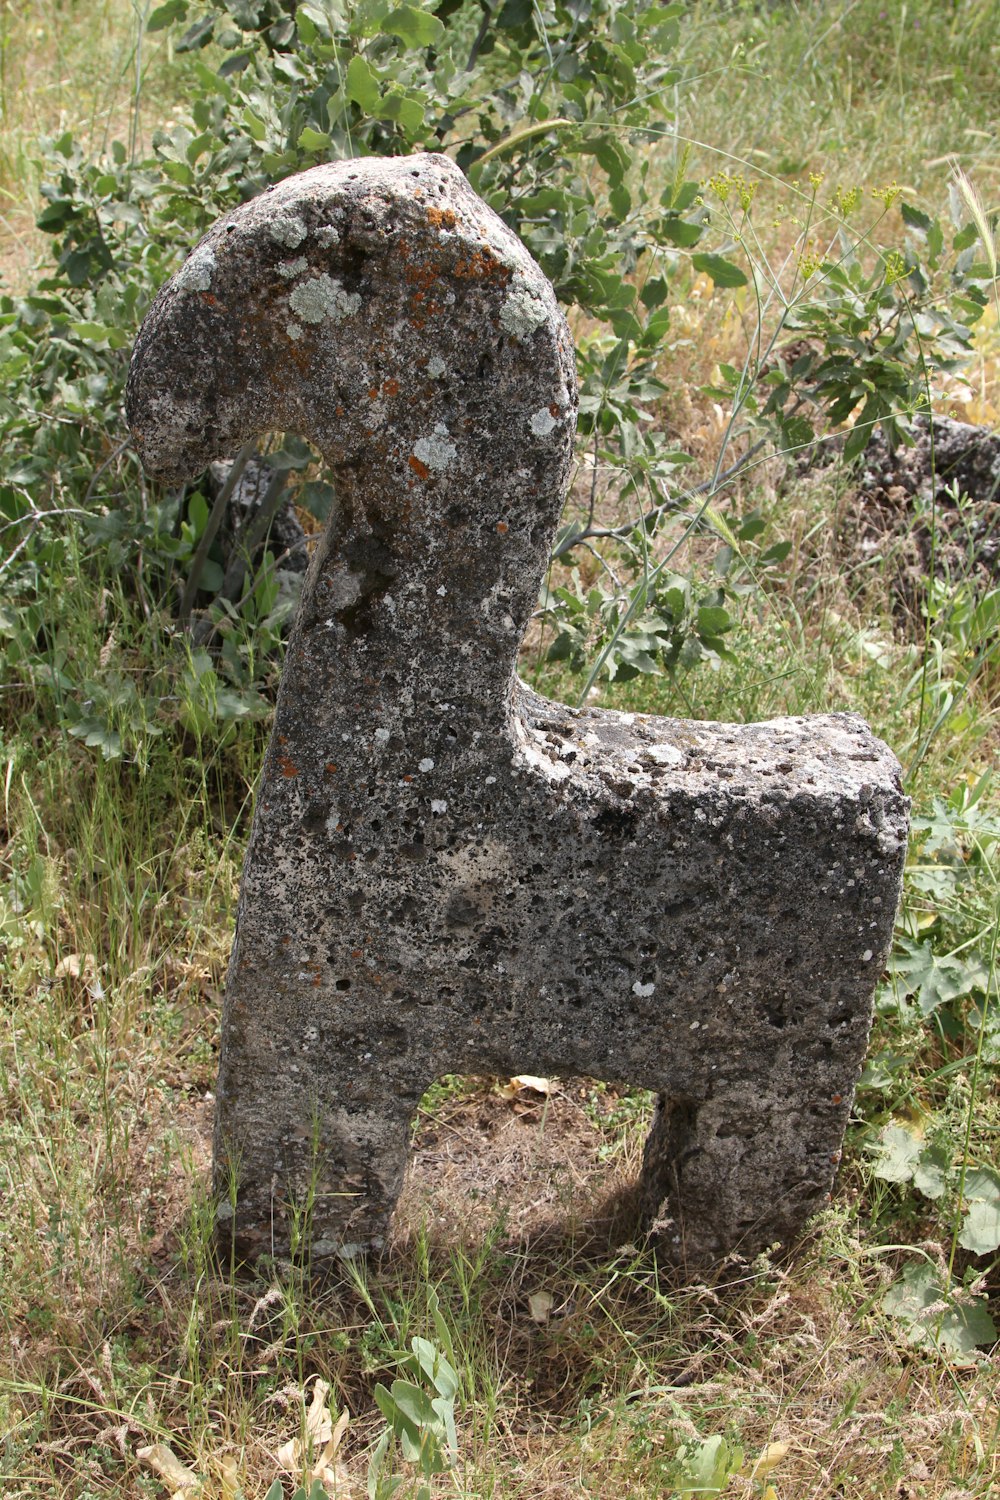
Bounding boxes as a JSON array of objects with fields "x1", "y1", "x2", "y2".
[{"x1": 126, "y1": 154, "x2": 909, "y2": 1267}]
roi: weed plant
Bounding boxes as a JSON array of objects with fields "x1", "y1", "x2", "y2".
[{"x1": 0, "y1": 1, "x2": 998, "y2": 1496}]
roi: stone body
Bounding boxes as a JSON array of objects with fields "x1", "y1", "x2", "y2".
[{"x1": 126, "y1": 153, "x2": 909, "y2": 1265}]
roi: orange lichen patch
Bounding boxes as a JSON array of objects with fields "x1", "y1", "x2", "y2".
[
  {"x1": 426, "y1": 206, "x2": 458, "y2": 229},
  {"x1": 277, "y1": 754, "x2": 299, "y2": 778},
  {"x1": 454, "y1": 250, "x2": 507, "y2": 281},
  {"x1": 409, "y1": 454, "x2": 431, "y2": 480},
  {"x1": 549, "y1": 403, "x2": 561, "y2": 417},
  {"x1": 325, "y1": 763, "x2": 338, "y2": 774},
  {"x1": 403, "y1": 258, "x2": 441, "y2": 293},
  {"x1": 496, "y1": 521, "x2": 509, "y2": 534},
  {"x1": 383, "y1": 378, "x2": 400, "y2": 397},
  {"x1": 368, "y1": 386, "x2": 379, "y2": 398}
]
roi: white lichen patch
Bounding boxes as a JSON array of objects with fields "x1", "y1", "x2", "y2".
[
  {"x1": 426, "y1": 355, "x2": 446, "y2": 378},
  {"x1": 286, "y1": 322, "x2": 304, "y2": 341},
  {"x1": 632, "y1": 981, "x2": 656, "y2": 998},
  {"x1": 499, "y1": 272, "x2": 549, "y2": 341},
  {"x1": 316, "y1": 224, "x2": 341, "y2": 247},
  {"x1": 289, "y1": 274, "x2": 361, "y2": 325},
  {"x1": 277, "y1": 256, "x2": 310, "y2": 279},
  {"x1": 176, "y1": 243, "x2": 216, "y2": 293},
  {"x1": 413, "y1": 423, "x2": 457, "y2": 472},
  {"x1": 645, "y1": 742, "x2": 684, "y2": 767},
  {"x1": 430, "y1": 799, "x2": 448, "y2": 814},
  {"x1": 529, "y1": 407, "x2": 556, "y2": 437},
  {"x1": 418, "y1": 758, "x2": 435, "y2": 773},
  {"x1": 325, "y1": 565, "x2": 364, "y2": 609},
  {"x1": 270, "y1": 213, "x2": 308, "y2": 249}
]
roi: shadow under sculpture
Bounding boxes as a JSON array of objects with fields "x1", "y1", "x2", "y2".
[{"x1": 126, "y1": 154, "x2": 909, "y2": 1267}]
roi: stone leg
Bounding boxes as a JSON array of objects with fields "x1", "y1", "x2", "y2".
[
  {"x1": 214, "y1": 1042, "x2": 428, "y2": 1262},
  {"x1": 638, "y1": 1074, "x2": 851, "y2": 1265}
]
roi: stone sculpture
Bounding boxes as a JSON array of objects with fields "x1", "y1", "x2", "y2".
[{"x1": 127, "y1": 153, "x2": 909, "y2": 1266}]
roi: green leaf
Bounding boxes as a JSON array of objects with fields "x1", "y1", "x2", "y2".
[
  {"x1": 148, "y1": 0, "x2": 187, "y2": 30},
  {"x1": 696, "y1": 604, "x2": 732, "y2": 636},
  {"x1": 883, "y1": 1262, "x2": 997, "y2": 1360},
  {"x1": 264, "y1": 1481, "x2": 284, "y2": 1500},
  {"x1": 298, "y1": 125, "x2": 331, "y2": 151},
  {"x1": 958, "y1": 1167, "x2": 1000, "y2": 1255},
  {"x1": 410, "y1": 1337, "x2": 459, "y2": 1399},
  {"x1": 900, "y1": 202, "x2": 933, "y2": 232},
  {"x1": 691, "y1": 253, "x2": 747, "y2": 289},
  {"x1": 843, "y1": 410, "x2": 877, "y2": 463},
  {"x1": 870, "y1": 1123, "x2": 922, "y2": 1183},
  {"x1": 912, "y1": 1144, "x2": 950, "y2": 1201},
  {"x1": 675, "y1": 1434, "x2": 744, "y2": 1498},
  {"x1": 376, "y1": 88, "x2": 424, "y2": 134},
  {"x1": 657, "y1": 216, "x2": 703, "y2": 248},
  {"x1": 889, "y1": 938, "x2": 987, "y2": 1015},
  {"x1": 497, "y1": 0, "x2": 533, "y2": 27},
  {"x1": 298, "y1": 481, "x2": 335, "y2": 522},
  {"x1": 69, "y1": 321, "x2": 128, "y2": 348},
  {"x1": 194, "y1": 558, "x2": 224, "y2": 593},
  {"x1": 242, "y1": 107, "x2": 267, "y2": 141},
  {"x1": 380, "y1": 5, "x2": 445, "y2": 48},
  {"x1": 346, "y1": 54, "x2": 382, "y2": 112},
  {"x1": 176, "y1": 14, "x2": 215, "y2": 49}
]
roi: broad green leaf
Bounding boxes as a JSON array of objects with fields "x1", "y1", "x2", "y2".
[
  {"x1": 194, "y1": 558, "x2": 224, "y2": 593},
  {"x1": 870, "y1": 1122, "x2": 922, "y2": 1183},
  {"x1": 958, "y1": 1167, "x2": 1000, "y2": 1255},
  {"x1": 410, "y1": 1337, "x2": 459, "y2": 1399},
  {"x1": 187, "y1": 490, "x2": 210, "y2": 537},
  {"x1": 176, "y1": 14, "x2": 215, "y2": 49},
  {"x1": 346, "y1": 54, "x2": 381, "y2": 112},
  {"x1": 889, "y1": 938, "x2": 987, "y2": 1015},
  {"x1": 691, "y1": 253, "x2": 747, "y2": 288},
  {"x1": 380, "y1": 5, "x2": 444, "y2": 48},
  {"x1": 148, "y1": 0, "x2": 187, "y2": 30},
  {"x1": 883, "y1": 1262, "x2": 996, "y2": 1360},
  {"x1": 299, "y1": 481, "x2": 335, "y2": 521},
  {"x1": 376, "y1": 89, "x2": 424, "y2": 133},
  {"x1": 658, "y1": 216, "x2": 703, "y2": 248},
  {"x1": 912, "y1": 1144, "x2": 950, "y2": 1201},
  {"x1": 389, "y1": 1378, "x2": 437, "y2": 1428},
  {"x1": 901, "y1": 202, "x2": 933, "y2": 232},
  {"x1": 675, "y1": 1434, "x2": 744, "y2": 1497},
  {"x1": 696, "y1": 604, "x2": 733, "y2": 636},
  {"x1": 298, "y1": 125, "x2": 331, "y2": 151},
  {"x1": 241, "y1": 107, "x2": 267, "y2": 141}
]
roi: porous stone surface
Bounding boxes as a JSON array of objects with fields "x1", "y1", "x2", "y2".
[{"x1": 126, "y1": 153, "x2": 909, "y2": 1267}]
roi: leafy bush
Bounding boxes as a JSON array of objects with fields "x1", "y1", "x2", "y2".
[{"x1": 0, "y1": 0, "x2": 995, "y2": 748}]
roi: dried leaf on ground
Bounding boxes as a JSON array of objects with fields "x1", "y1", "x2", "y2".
[
  {"x1": 136, "y1": 1443, "x2": 203, "y2": 1498},
  {"x1": 498, "y1": 1075, "x2": 552, "y2": 1100},
  {"x1": 528, "y1": 1290, "x2": 554, "y2": 1323},
  {"x1": 276, "y1": 1378, "x2": 351, "y2": 1496}
]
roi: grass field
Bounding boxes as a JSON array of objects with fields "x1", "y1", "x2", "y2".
[{"x1": 1, "y1": 1, "x2": 998, "y2": 1497}]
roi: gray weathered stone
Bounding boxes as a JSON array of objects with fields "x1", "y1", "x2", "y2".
[{"x1": 126, "y1": 153, "x2": 909, "y2": 1267}]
